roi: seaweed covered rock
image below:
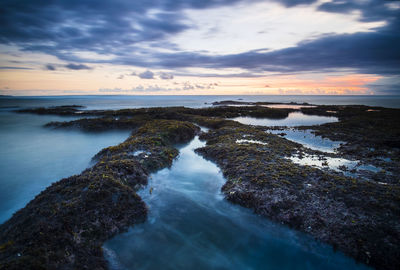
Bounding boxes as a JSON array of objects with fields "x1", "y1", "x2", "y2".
[
  {"x1": 196, "y1": 125, "x2": 400, "y2": 270},
  {"x1": 0, "y1": 170, "x2": 146, "y2": 270},
  {"x1": 45, "y1": 116, "x2": 152, "y2": 132},
  {"x1": 298, "y1": 105, "x2": 400, "y2": 184},
  {"x1": 0, "y1": 120, "x2": 199, "y2": 269},
  {"x1": 17, "y1": 105, "x2": 87, "y2": 116}
]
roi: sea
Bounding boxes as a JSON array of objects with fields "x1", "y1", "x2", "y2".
[
  {"x1": 1, "y1": 94, "x2": 400, "y2": 110},
  {"x1": 1, "y1": 95, "x2": 395, "y2": 269}
]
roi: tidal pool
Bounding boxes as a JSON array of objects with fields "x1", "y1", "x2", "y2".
[
  {"x1": 262, "y1": 104, "x2": 316, "y2": 109},
  {"x1": 288, "y1": 153, "x2": 383, "y2": 179},
  {"x1": 231, "y1": 112, "x2": 338, "y2": 127},
  {"x1": 268, "y1": 129, "x2": 343, "y2": 153},
  {"x1": 104, "y1": 137, "x2": 370, "y2": 270}
]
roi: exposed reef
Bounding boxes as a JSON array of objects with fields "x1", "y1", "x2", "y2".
[
  {"x1": 3, "y1": 102, "x2": 400, "y2": 270},
  {"x1": 298, "y1": 105, "x2": 400, "y2": 185},
  {"x1": 18, "y1": 104, "x2": 293, "y2": 121},
  {"x1": 17, "y1": 105, "x2": 87, "y2": 116},
  {"x1": 0, "y1": 120, "x2": 199, "y2": 269},
  {"x1": 212, "y1": 100, "x2": 312, "y2": 107},
  {"x1": 195, "y1": 124, "x2": 400, "y2": 270}
]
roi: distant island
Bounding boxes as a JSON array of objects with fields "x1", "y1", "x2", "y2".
[{"x1": 0, "y1": 102, "x2": 399, "y2": 270}]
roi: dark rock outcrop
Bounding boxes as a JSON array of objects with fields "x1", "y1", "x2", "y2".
[{"x1": 196, "y1": 125, "x2": 400, "y2": 270}]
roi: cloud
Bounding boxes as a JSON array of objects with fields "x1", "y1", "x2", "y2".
[
  {"x1": 45, "y1": 64, "x2": 56, "y2": 71},
  {"x1": 99, "y1": 85, "x2": 176, "y2": 93},
  {"x1": 0, "y1": 0, "x2": 399, "y2": 94},
  {"x1": 0, "y1": 0, "x2": 251, "y2": 62},
  {"x1": 123, "y1": 16, "x2": 397, "y2": 77},
  {"x1": 98, "y1": 81, "x2": 216, "y2": 93},
  {"x1": 0, "y1": 66, "x2": 32, "y2": 70},
  {"x1": 159, "y1": 72, "x2": 174, "y2": 80},
  {"x1": 138, "y1": 70, "x2": 154, "y2": 79},
  {"x1": 65, "y1": 63, "x2": 91, "y2": 70},
  {"x1": 173, "y1": 71, "x2": 265, "y2": 78},
  {"x1": 1, "y1": 0, "x2": 397, "y2": 77}
]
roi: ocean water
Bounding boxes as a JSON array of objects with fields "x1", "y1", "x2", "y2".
[
  {"x1": 104, "y1": 137, "x2": 370, "y2": 270},
  {"x1": 0, "y1": 95, "x2": 384, "y2": 268},
  {"x1": 1, "y1": 94, "x2": 400, "y2": 110},
  {"x1": 0, "y1": 110, "x2": 129, "y2": 223}
]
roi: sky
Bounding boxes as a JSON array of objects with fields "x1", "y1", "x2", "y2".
[{"x1": 0, "y1": 0, "x2": 399, "y2": 96}]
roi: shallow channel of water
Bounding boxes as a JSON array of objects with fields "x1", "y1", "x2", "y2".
[{"x1": 104, "y1": 137, "x2": 371, "y2": 270}]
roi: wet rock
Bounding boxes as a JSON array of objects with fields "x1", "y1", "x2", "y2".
[
  {"x1": 17, "y1": 105, "x2": 87, "y2": 116},
  {"x1": 196, "y1": 124, "x2": 400, "y2": 270},
  {"x1": 0, "y1": 120, "x2": 199, "y2": 269}
]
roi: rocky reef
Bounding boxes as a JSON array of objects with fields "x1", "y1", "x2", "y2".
[
  {"x1": 17, "y1": 105, "x2": 87, "y2": 116},
  {"x1": 300, "y1": 106, "x2": 400, "y2": 181},
  {"x1": 2, "y1": 103, "x2": 400, "y2": 270},
  {"x1": 196, "y1": 124, "x2": 400, "y2": 270},
  {"x1": 0, "y1": 120, "x2": 199, "y2": 269}
]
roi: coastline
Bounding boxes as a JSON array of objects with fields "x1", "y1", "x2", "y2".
[{"x1": 1, "y1": 102, "x2": 399, "y2": 269}]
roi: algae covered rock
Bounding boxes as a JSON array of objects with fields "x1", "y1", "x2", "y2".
[{"x1": 0, "y1": 120, "x2": 199, "y2": 269}]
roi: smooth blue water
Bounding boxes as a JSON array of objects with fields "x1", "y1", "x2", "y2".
[
  {"x1": 1, "y1": 95, "x2": 400, "y2": 110},
  {"x1": 0, "y1": 110, "x2": 129, "y2": 223},
  {"x1": 104, "y1": 137, "x2": 370, "y2": 270},
  {"x1": 231, "y1": 112, "x2": 338, "y2": 127}
]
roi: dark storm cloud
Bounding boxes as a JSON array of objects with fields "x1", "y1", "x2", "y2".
[
  {"x1": 0, "y1": 66, "x2": 32, "y2": 70},
  {"x1": 317, "y1": 0, "x2": 400, "y2": 22},
  {"x1": 0, "y1": 0, "x2": 399, "y2": 89},
  {"x1": 217, "y1": 24, "x2": 400, "y2": 75},
  {"x1": 65, "y1": 63, "x2": 91, "y2": 70},
  {"x1": 118, "y1": 20, "x2": 400, "y2": 76},
  {"x1": 0, "y1": 0, "x2": 321, "y2": 59},
  {"x1": 0, "y1": 0, "x2": 250, "y2": 55}
]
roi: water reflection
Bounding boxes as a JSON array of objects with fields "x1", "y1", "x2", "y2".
[
  {"x1": 268, "y1": 129, "x2": 343, "y2": 153},
  {"x1": 262, "y1": 104, "x2": 316, "y2": 109},
  {"x1": 104, "y1": 137, "x2": 370, "y2": 270},
  {"x1": 288, "y1": 153, "x2": 381, "y2": 178},
  {"x1": 231, "y1": 112, "x2": 338, "y2": 127}
]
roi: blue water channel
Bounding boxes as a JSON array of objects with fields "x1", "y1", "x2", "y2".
[{"x1": 104, "y1": 137, "x2": 370, "y2": 270}]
